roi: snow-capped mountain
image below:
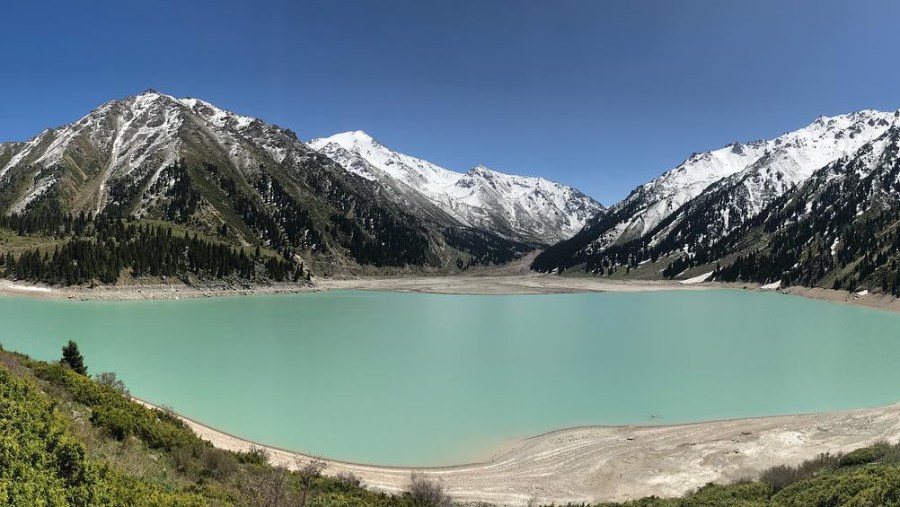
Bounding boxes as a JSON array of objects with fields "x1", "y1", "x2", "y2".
[
  {"x1": 711, "y1": 125, "x2": 900, "y2": 291},
  {"x1": 643, "y1": 110, "x2": 899, "y2": 251},
  {"x1": 595, "y1": 110, "x2": 897, "y2": 250},
  {"x1": 533, "y1": 108, "x2": 900, "y2": 273},
  {"x1": 0, "y1": 90, "x2": 318, "y2": 215},
  {"x1": 0, "y1": 91, "x2": 469, "y2": 270},
  {"x1": 0, "y1": 90, "x2": 595, "y2": 271},
  {"x1": 309, "y1": 131, "x2": 603, "y2": 244}
]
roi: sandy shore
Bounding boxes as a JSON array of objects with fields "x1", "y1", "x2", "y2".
[
  {"x1": 134, "y1": 399, "x2": 900, "y2": 506},
  {"x1": 318, "y1": 274, "x2": 712, "y2": 295},
  {"x1": 0, "y1": 279, "x2": 318, "y2": 301},
  {"x1": 0, "y1": 272, "x2": 707, "y2": 300},
  {"x1": 3, "y1": 271, "x2": 900, "y2": 315}
]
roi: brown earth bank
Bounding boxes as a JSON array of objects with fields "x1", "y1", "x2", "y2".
[{"x1": 134, "y1": 399, "x2": 900, "y2": 506}]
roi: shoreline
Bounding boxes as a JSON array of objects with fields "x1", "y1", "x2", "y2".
[
  {"x1": 134, "y1": 398, "x2": 900, "y2": 506},
  {"x1": 0, "y1": 279, "x2": 320, "y2": 301},
  {"x1": 7, "y1": 274, "x2": 900, "y2": 503},
  {"x1": 3, "y1": 274, "x2": 900, "y2": 315}
]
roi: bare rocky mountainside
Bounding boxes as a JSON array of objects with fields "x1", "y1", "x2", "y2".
[
  {"x1": 534, "y1": 109, "x2": 900, "y2": 296},
  {"x1": 0, "y1": 90, "x2": 602, "y2": 285}
]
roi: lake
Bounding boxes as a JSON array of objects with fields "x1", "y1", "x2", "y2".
[{"x1": 0, "y1": 289, "x2": 898, "y2": 466}]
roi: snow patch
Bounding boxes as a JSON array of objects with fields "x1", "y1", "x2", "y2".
[{"x1": 679, "y1": 271, "x2": 713, "y2": 284}]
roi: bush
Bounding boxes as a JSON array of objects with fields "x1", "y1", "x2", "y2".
[
  {"x1": 172, "y1": 442, "x2": 238, "y2": 480},
  {"x1": 33, "y1": 362, "x2": 197, "y2": 451},
  {"x1": 94, "y1": 371, "x2": 129, "y2": 395},
  {"x1": 335, "y1": 470, "x2": 363, "y2": 488},
  {"x1": 759, "y1": 452, "x2": 840, "y2": 492},
  {"x1": 838, "y1": 442, "x2": 888, "y2": 467},
  {"x1": 0, "y1": 362, "x2": 206, "y2": 506},
  {"x1": 409, "y1": 472, "x2": 452, "y2": 507},
  {"x1": 237, "y1": 446, "x2": 270, "y2": 465}
]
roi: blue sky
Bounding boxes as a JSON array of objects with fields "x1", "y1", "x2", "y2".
[{"x1": 2, "y1": 1, "x2": 900, "y2": 204}]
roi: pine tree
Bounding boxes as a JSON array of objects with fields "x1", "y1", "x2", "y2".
[{"x1": 61, "y1": 340, "x2": 87, "y2": 375}]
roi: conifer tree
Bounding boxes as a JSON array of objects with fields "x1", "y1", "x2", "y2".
[{"x1": 61, "y1": 340, "x2": 87, "y2": 375}]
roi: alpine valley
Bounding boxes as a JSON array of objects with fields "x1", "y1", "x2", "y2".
[
  {"x1": 6, "y1": 90, "x2": 900, "y2": 297},
  {"x1": 0, "y1": 90, "x2": 601, "y2": 286},
  {"x1": 533, "y1": 109, "x2": 900, "y2": 296}
]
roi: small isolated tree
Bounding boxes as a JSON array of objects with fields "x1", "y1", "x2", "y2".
[
  {"x1": 409, "y1": 472, "x2": 452, "y2": 507},
  {"x1": 295, "y1": 458, "x2": 326, "y2": 507},
  {"x1": 61, "y1": 340, "x2": 87, "y2": 375},
  {"x1": 245, "y1": 466, "x2": 292, "y2": 507},
  {"x1": 335, "y1": 470, "x2": 362, "y2": 488},
  {"x1": 94, "y1": 372, "x2": 128, "y2": 395}
]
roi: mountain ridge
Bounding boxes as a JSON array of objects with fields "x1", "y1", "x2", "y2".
[
  {"x1": 0, "y1": 90, "x2": 602, "y2": 285},
  {"x1": 309, "y1": 130, "x2": 603, "y2": 244},
  {"x1": 533, "y1": 108, "x2": 900, "y2": 276},
  {"x1": 533, "y1": 107, "x2": 900, "y2": 298}
]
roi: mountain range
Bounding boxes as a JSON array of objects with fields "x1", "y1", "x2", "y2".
[
  {"x1": 5, "y1": 89, "x2": 900, "y2": 294},
  {"x1": 0, "y1": 90, "x2": 601, "y2": 281},
  {"x1": 309, "y1": 131, "x2": 601, "y2": 244},
  {"x1": 533, "y1": 108, "x2": 900, "y2": 295}
]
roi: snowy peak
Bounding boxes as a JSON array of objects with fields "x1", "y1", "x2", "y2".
[
  {"x1": 310, "y1": 131, "x2": 603, "y2": 244},
  {"x1": 0, "y1": 90, "x2": 322, "y2": 216},
  {"x1": 592, "y1": 109, "x2": 899, "y2": 250}
]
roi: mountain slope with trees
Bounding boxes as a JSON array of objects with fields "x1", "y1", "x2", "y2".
[
  {"x1": 0, "y1": 91, "x2": 572, "y2": 285},
  {"x1": 533, "y1": 111, "x2": 900, "y2": 297},
  {"x1": 533, "y1": 110, "x2": 900, "y2": 279}
]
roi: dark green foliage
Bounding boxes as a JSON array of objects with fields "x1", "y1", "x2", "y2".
[
  {"x1": 773, "y1": 465, "x2": 900, "y2": 506},
  {"x1": 60, "y1": 340, "x2": 87, "y2": 375},
  {"x1": 2, "y1": 212, "x2": 295, "y2": 286},
  {"x1": 442, "y1": 227, "x2": 536, "y2": 266},
  {"x1": 34, "y1": 362, "x2": 198, "y2": 451},
  {"x1": 758, "y1": 453, "x2": 840, "y2": 493}
]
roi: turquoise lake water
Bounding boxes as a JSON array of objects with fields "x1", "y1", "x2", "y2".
[{"x1": 1, "y1": 289, "x2": 899, "y2": 466}]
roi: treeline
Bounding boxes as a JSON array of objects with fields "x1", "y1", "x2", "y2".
[
  {"x1": 0, "y1": 204, "x2": 92, "y2": 238},
  {"x1": 210, "y1": 162, "x2": 432, "y2": 267},
  {"x1": 1, "y1": 211, "x2": 305, "y2": 286},
  {"x1": 442, "y1": 227, "x2": 535, "y2": 267}
]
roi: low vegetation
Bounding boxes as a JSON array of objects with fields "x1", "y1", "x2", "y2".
[
  {"x1": 6, "y1": 340, "x2": 900, "y2": 506},
  {"x1": 0, "y1": 342, "x2": 434, "y2": 506},
  {"x1": 0, "y1": 206, "x2": 308, "y2": 286}
]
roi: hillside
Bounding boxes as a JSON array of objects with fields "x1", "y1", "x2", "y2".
[
  {"x1": 4, "y1": 344, "x2": 900, "y2": 506},
  {"x1": 0, "y1": 345, "x2": 431, "y2": 506},
  {"x1": 309, "y1": 131, "x2": 603, "y2": 244},
  {"x1": 532, "y1": 110, "x2": 900, "y2": 296},
  {"x1": 0, "y1": 91, "x2": 598, "y2": 286}
]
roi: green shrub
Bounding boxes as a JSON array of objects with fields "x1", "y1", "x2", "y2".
[
  {"x1": 838, "y1": 443, "x2": 888, "y2": 467},
  {"x1": 33, "y1": 362, "x2": 198, "y2": 451}
]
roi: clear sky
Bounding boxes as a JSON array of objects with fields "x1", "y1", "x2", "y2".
[{"x1": 2, "y1": 1, "x2": 900, "y2": 204}]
